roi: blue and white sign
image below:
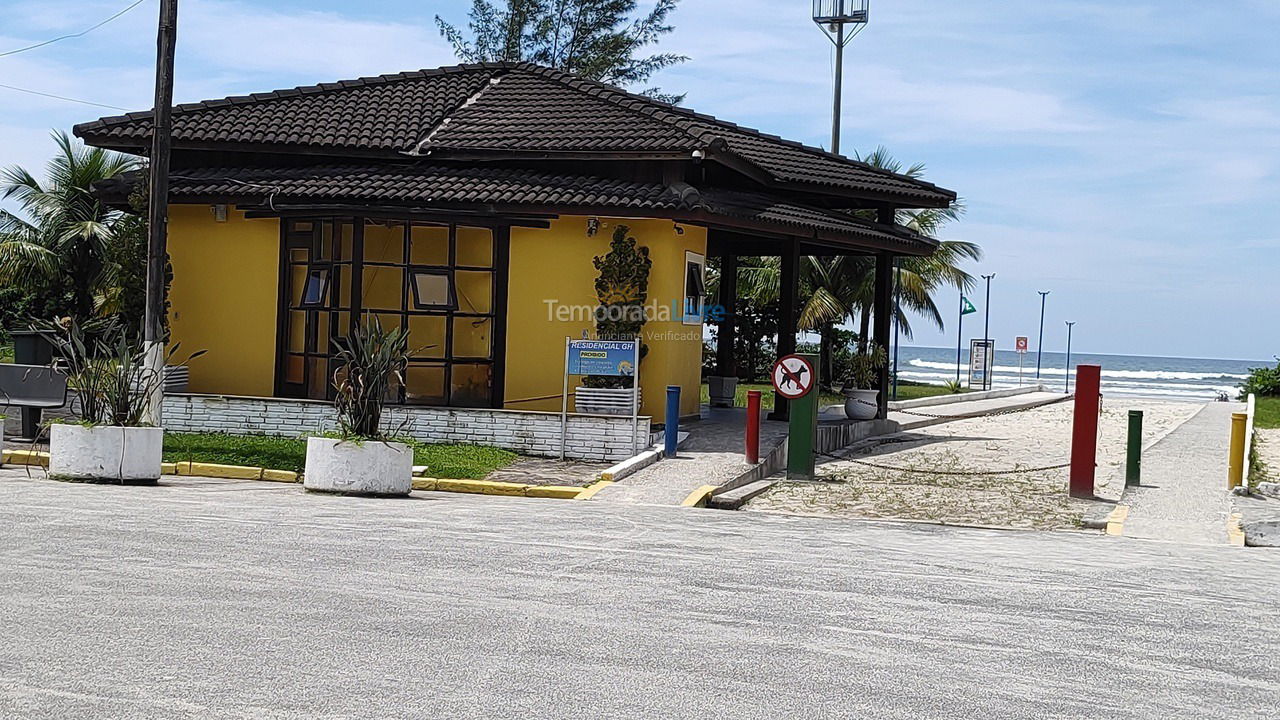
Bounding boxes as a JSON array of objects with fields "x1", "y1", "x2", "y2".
[{"x1": 567, "y1": 339, "x2": 639, "y2": 377}]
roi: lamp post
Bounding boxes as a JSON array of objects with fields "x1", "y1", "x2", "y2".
[
  {"x1": 1036, "y1": 290, "x2": 1050, "y2": 380},
  {"x1": 981, "y1": 272, "x2": 995, "y2": 390},
  {"x1": 812, "y1": 1, "x2": 869, "y2": 154},
  {"x1": 1064, "y1": 321, "x2": 1076, "y2": 394}
]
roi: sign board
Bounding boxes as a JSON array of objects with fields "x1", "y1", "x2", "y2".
[
  {"x1": 1015, "y1": 336, "x2": 1029, "y2": 354},
  {"x1": 771, "y1": 354, "x2": 816, "y2": 400},
  {"x1": 561, "y1": 337, "x2": 642, "y2": 459},
  {"x1": 968, "y1": 339, "x2": 995, "y2": 391},
  {"x1": 567, "y1": 339, "x2": 637, "y2": 377}
]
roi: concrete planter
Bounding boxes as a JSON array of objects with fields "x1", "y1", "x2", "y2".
[
  {"x1": 842, "y1": 388, "x2": 879, "y2": 420},
  {"x1": 303, "y1": 436, "x2": 413, "y2": 497},
  {"x1": 706, "y1": 376, "x2": 738, "y2": 408},
  {"x1": 48, "y1": 424, "x2": 164, "y2": 484},
  {"x1": 575, "y1": 387, "x2": 640, "y2": 416}
]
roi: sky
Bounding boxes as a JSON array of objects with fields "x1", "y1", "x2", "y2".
[{"x1": 1, "y1": 0, "x2": 1278, "y2": 361}]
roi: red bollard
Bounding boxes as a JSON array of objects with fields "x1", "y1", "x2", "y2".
[
  {"x1": 745, "y1": 390, "x2": 761, "y2": 464},
  {"x1": 1069, "y1": 364, "x2": 1102, "y2": 498}
]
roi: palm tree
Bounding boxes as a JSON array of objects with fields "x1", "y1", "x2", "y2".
[
  {"x1": 739, "y1": 147, "x2": 980, "y2": 384},
  {"x1": 0, "y1": 130, "x2": 139, "y2": 321}
]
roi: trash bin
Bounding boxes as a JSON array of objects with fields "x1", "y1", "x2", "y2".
[{"x1": 8, "y1": 330, "x2": 54, "y2": 441}]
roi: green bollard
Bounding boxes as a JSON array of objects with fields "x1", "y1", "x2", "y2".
[{"x1": 1126, "y1": 410, "x2": 1143, "y2": 486}]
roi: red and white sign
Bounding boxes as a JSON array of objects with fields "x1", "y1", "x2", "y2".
[
  {"x1": 771, "y1": 355, "x2": 816, "y2": 400},
  {"x1": 1016, "y1": 336, "x2": 1029, "y2": 354}
]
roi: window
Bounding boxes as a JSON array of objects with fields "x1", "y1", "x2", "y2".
[
  {"x1": 683, "y1": 251, "x2": 706, "y2": 325},
  {"x1": 411, "y1": 270, "x2": 456, "y2": 310},
  {"x1": 300, "y1": 267, "x2": 330, "y2": 307}
]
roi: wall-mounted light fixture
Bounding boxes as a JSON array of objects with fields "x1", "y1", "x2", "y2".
[
  {"x1": 211, "y1": 204, "x2": 228, "y2": 222},
  {"x1": 586, "y1": 217, "x2": 600, "y2": 237}
]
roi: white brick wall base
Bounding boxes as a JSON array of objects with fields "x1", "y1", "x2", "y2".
[{"x1": 162, "y1": 394, "x2": 650, "y2": 462}]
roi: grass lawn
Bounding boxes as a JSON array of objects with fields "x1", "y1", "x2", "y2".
[
  {"x1": 162, "y1": 433, "x2": 517, "y2": 479},
  {"x1": 699, "y1": 380, "x2": 962, "y2": 410},
  {"x1": 0, "y1": 344, "x2": 12, "y2": 363},
  {"x1": 1255, "y1": 396, "x2": 1280, "y2": 429}
]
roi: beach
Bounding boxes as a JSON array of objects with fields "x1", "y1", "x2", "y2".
[{"x1": 745, "y1": 398, "x2": 1203, "y2": 529}]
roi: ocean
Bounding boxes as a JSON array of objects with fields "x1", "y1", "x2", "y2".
[{"x1": 894, "y1": 346, "x2": 1274, "y2": 401}]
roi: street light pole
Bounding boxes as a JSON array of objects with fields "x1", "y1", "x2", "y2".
[
  {"x1": 144, "y1": 0, "x2": 179, "y2": 425},
  {"x1": 831, "y1": 22, "x2": 844, "y2": 154},
  {"x1": 981, "y1": 272, "x2": 995, "y2": 390},
  {"x1": 1064, "y1": 321, "x2": 1076, "y2": 394},
  {"x1": 1035, "y1": 290, "x2": 1050, "y2": 381}
]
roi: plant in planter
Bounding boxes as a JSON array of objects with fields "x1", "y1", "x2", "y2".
[
  {"x1": 36, "y1": 318, "x2": 201, "y2": 483},
  {"x1": 577, "y1": 224, "x2": 651, "y2": 415},
  {"x1": 841, "y1": 343, "x2": 888, "y2": 421},
  {"x1": 303, "y1": 316, "x2": 415, "y2": 497}
]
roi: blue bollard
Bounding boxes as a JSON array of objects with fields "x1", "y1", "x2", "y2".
[{"x1": 665, "y1": 386, "x2": 681, "y2": 458}]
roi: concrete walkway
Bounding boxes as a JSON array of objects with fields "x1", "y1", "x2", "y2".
[
  {"x1": 595, "y1": 406, "x2": 788, "y2": 505},
  {"x1": 1122, "y1": 402, "x2": 1240, "y2": 545},
  {"x1": 888, "y1": 391, "x2": 1069, "y2": 430}
]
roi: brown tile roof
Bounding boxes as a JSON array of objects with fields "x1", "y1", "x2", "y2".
[
  {"x1": 74, "y1": 62, "x2": 954, "y2": 207},
  {"x1": 101, "y1": 164, "x2": 935, "y2": 254}
]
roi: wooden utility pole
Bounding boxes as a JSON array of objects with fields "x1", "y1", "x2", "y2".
[{"x1": 144, "y1": 0, "x2": 178, "y2": 424}]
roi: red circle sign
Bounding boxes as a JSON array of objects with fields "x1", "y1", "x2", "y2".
[{"x1": 771, "y1": 355, "x2": 816, "y2": 400}]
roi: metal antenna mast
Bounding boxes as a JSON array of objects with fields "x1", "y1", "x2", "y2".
[{"x1": 812, "y1": 1, "x2": 869, "y2": 154}]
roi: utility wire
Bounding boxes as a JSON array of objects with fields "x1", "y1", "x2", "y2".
[
  {"x1": 0, "y1": 0, "x2": 150, "y2": 58},
  {"x1": 0, "y1": 82, "x2": 128, "y2": 110}
]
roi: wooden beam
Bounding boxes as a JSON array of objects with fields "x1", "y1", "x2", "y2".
[{"x1": 873, "y1": 207, "x2": 897, "y2": 419}]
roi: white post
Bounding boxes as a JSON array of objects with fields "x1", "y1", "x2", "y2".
[
  {"x1": 144, "y1": 341, "x2": 165, "y2": 425},
  {"x1": 631, "y1": 338, "x2": 641, "y2": 454},
  {"x1": 560, "y1": 338, "x2": 571, "y2": 461}
]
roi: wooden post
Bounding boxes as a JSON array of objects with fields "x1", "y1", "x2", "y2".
[
  {"x1": 874, "y1": 207, "x2": 897, "y2": 419},
  {"x1": 715, "y1": 254, "x2": 738, "y2": 377},
  {"x1": 143, "y1": 0, "x2": 179, "y2": 425},
  {"x1": 1069, "y1": 364, "x2": 1102, "y2": 498},
  {"x1": 770, "y1": 239, "x2": 800, "y2": 421}
]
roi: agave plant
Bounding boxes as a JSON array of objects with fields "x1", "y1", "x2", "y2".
[
  {"x1": 33, "y1": 317, "x2": 203, "y2": 427},
  {"x1": 332, "y1": 315, "x2": 411, "y2": 440}
]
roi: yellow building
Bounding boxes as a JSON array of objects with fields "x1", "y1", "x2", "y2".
[{"x1": 76, "y1": 63, "x2": 953, "y2": 455}]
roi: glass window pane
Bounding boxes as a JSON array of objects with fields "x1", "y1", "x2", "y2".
[
  {"x1": 450, "y1": 364, "x2": 492, "y2": 407},
  {"x1": 364, "y1": 220, "x2": 406, "y2": 263},
  {"x1": 302, "y1": 267, "x2": 329, "y2": 307},
  {"x1": 307, "y1": 357, "x2": 329, "y2": 399},
  {"x1": 455, "y1": 226, "x2": 493, "y2": 267},
  {"x1": 452, "y1": 317, "x2": 491, "y2": 359},
  {"x1": 412, "y1": 271, "x2": 454, "y2": 309},
  {"x1": 455, "y1": 270, "x2": 491, "y2": 313},
  {"x1": 290, "y1": 264, "x2": 308, "y2": 306},
  {"x1": 407, "y1": 315, "x2": 447, "y2": 358},
  {"x1": 338, "y1": 221, "x2": 354, "y2": 262},
  {"x1": 287, "y1": 311, "x2": 305, "y2": 352},
  {"x1": 315, "y1": 311, "x2": 331, "y2": 350},
  {"x1": 411, "y1": 224, "x2": 449, "y2": 266},
  {"x1": 317, "y1": 220, "x2": 334, "y2": 260},
  {"x1": 362, "y1": 266, "x2": 404, "y2": 311},
  {"x1": 405, "y1": 364, "x2": 446, "y2": 406},
  {"x1": 289, "y1": 248, "x2": 308, "y2": 264},
  {"x1": 284, "y1": 354, "x2": 304, "y2": 384}
]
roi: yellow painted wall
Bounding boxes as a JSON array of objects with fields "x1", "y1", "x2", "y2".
[
  {"x1": 505, "y1": 216, "x2": 708, "y2": 423},
  {"x1": 167, "y1": 205, "x2": 279, "y2": 396}
]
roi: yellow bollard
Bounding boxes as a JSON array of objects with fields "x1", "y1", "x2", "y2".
[{"x1": 1228, "y1": 412, "x2": 1247, "y2": 489}]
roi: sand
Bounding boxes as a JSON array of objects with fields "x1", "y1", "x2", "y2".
[{"x1": 746, "y1": 398, "x2": 1203, "y2": 530}]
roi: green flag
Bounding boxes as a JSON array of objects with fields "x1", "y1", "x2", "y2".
[{"x1": 961, "y1": 296, "x2": 977, "y2": 316}]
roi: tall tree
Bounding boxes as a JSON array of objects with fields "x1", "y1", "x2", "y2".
[
  {"x1": 0, "y1": 130, "x2": 139, "y2": 323},
  {"x1": 436, "y1": 0, "x2": 687, "y2": 102}
]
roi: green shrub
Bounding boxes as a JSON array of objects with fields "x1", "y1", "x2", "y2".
[{"x1": 1240, "y1": 359, "x2": 1280, "y2": 399}]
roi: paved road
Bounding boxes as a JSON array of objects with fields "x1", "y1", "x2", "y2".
[
  {"x1": 1, "y1": 471, "x2": 1277, "y2": 719},
  {"x1": 1124, "y1": 402, "x2": 1241, "y2": 544}
]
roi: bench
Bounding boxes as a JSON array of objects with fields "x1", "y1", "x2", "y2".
[{"x1": 0, "y1": 364, "x2": 69, "y2": 441}]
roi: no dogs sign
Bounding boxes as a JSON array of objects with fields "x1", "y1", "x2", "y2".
[{"x1": 771, "y1": 354, "x2": 816, "y2": 400}]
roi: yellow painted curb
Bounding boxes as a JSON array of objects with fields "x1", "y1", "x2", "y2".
[
  {"x1": 434, "y1": 478, "x2": 527, "y2": 496},
  {"x1": 525, "y1": 485, "x2": 584, "y2": 499},
  {"x1": 412, "y1": 477, "x2": 438, "y2": 491},
  {"x1": 575, "y1": 480, "x2": 614, "y2": 501},
  {"x1": 161, "y1": 462, "x2": 178, "y2": 475},
  {"x1": 680, "y1": 484, "x2": 720, "y2": 508},
  {"x1": 1105, "y1": 505, "x2": 1129, "y2": 536},
  {"x1": 261, "y1": 469, "x2": 299, "y2": 483},
  {"x1": 1228, "y1": 513, "x2": 1246, "y2": 547},
  {"x1": 185, "y1": 462, "x2": 264, "y2": 480},
  {"x1": 1, "y1": 449, "x2": 50, "y2": 467}
]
